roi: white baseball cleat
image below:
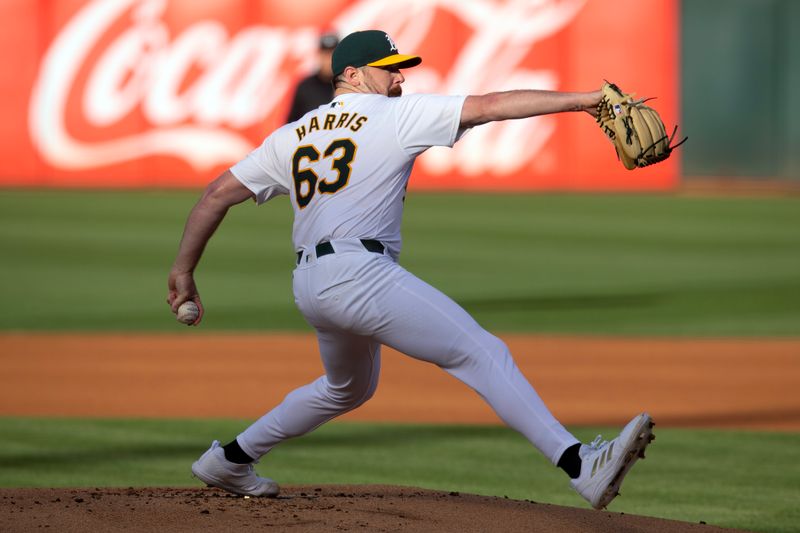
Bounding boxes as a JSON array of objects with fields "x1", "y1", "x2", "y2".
[
  {"x1": 570, "y1": 413, "x2": 655, "y2": 510},
  {"x1": 191, "y1": 440, "x2": 280, "y2": 497}
]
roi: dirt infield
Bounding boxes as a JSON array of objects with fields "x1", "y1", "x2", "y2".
[
  {"x1": 0, "y1": 486, "x2": 746, "y2": 533},
  {"x1": 2, "y1": 334, "x2": 799, "y2": 429},
  {"x1": 1, "y1": 333, "x2": 796, "y2": 532}
]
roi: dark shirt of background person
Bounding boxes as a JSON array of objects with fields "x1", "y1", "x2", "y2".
[{"x1": 286, "y1": 32, "x2": 340, "y2": 123}]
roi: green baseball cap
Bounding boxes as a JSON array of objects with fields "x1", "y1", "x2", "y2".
[{"x1": 332, "y1": 30, "x2": 422, "y2": 78}]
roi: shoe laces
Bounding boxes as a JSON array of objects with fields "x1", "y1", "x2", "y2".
[
  {"x1": 242, "y1": 460, "x2": 262, "y2": 476},
  {"x1": 588, "y1": 435, "x2": 609, "y2": 450}
]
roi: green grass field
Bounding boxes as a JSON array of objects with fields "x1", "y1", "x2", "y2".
[
  {"x1": 1, "y1": 189, "x2": 798, "y2": 334},
  {"x1": 2, "y1": 189, "x2": 799, "y2": 532},
  {"x1": 1, "y1": 418, "x2": 799, "y2": 533}
]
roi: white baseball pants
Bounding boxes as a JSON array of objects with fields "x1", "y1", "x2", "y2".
[{"x1": 237, "y1": 239, "x2": 579, "y2": 465}]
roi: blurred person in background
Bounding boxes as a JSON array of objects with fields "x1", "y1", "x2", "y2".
[{"x1": 285, "y1": 31, "x2": 339, "y2": 123}]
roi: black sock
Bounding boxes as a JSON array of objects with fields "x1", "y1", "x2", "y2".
[
  {"x1": 222, "y1": 439, "x2": 255, "y2": 464},
  {"x1": 557, "y1": 443, "x2": 582, "y2": 479}
]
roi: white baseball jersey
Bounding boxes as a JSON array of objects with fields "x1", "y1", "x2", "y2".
[
  {"x1": 230, "y1": 92, "x2": 467, "y2": 259},
  {"x1": 227, "y1": 90, "x2": 579, "y2": 472}
]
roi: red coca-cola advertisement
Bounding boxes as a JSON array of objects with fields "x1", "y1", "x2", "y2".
[{"x1": 0, "y1": 0, "x2": 679, "y2": 190}]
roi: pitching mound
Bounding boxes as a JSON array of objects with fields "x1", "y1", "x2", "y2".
[{"x1": 1, "y1": 485, "x2": 742, "y2": 532}]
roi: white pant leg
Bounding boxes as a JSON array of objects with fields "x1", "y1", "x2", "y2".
[
  {"x1": 240, "y1": 248, "x2": 576, "y2": 464},
  {"x1": 358, "y1": 256, "x2": 578, "y2": 465},
  {"x1": 237, "y1": 329, "x2": 381, "y2": 460}
]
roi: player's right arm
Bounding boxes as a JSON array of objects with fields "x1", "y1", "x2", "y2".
[
  {"x1": 459, "y1": 89, "x2": 603, "y2": 127},
  {"x1": 167, "y1": 170, "x2": 254, "y2": 322}
]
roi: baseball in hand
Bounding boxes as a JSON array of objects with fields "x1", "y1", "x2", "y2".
[{"x1": 176, "y1": 301, "x2": 200, "y2": 325}]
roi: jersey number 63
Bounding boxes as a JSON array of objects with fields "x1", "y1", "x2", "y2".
[{"x1": 291, "y1": 138, "x2": 357, "y2": 209}]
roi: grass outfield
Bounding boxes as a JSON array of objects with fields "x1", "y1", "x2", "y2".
[
  {"x1": 1, "y1": 189, "x2": 798, "y2": 334},
  {"x1": 1, "y1": 417, "x2": 798, "y2": 533},
  {"x1": 2, "y1": 190, "x2": 799, "y2": 531}
]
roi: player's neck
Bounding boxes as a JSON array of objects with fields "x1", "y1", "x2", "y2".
[{"x1": 334, "y1": 85, "x2": 370, "y2": 97}]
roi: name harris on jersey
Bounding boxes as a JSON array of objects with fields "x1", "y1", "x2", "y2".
[{"x1": 295, "y1": 109, "x2": 368, "y2": 141}]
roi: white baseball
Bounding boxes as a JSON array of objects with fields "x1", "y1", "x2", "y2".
[{"x1": 176, "y1": 301, "x2": 200, "y2": 324}]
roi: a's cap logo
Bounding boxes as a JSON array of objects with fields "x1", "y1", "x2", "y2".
[{"x1": 385, "y1": 34, "x2": 398, "y2": 52}]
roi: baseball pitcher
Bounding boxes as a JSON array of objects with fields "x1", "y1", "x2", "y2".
[{"x1": 167, "y1": 30, "x2": 655, "y2": 510}]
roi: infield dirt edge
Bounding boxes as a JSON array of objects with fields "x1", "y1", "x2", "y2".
[{"x1": 2, "y1": 333, "x2": 798, "y2": 430}]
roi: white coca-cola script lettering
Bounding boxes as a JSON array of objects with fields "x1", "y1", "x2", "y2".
[{"x1": 29, "y1": 0, "x2": 586, "y2": 176}]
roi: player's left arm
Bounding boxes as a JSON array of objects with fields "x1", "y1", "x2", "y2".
[
  {"x1": 167, "y1": 170, "x2": 254, "y2": 321},
  {"x1": 459, "y1": 89, "x2": 603, "y2": 128}
]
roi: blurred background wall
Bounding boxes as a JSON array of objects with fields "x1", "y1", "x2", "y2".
[
  {"x1": 0, "y1": 0, "x2": 678, "y2": 190},
  {"x1": 681, "y1": 0, "x2": 800, "y2": 181},
  {"x1": 1, "y1": 0, "x2": 797, "y2": 190}
]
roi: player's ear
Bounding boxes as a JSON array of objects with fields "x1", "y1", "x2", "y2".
[{"x1": 342, "y1": 66, "x2": 361, "y2": 86}]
